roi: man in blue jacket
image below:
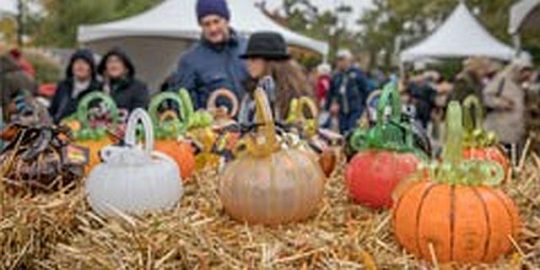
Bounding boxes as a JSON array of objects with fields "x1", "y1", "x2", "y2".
[
  {"x1": 325, "y1": 49, "x2": 370, "y2": 134},
  {"x1": 173, "y1": 0, "x2": 248, "y2": 109}
]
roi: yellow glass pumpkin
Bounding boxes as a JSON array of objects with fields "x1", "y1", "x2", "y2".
[
  {"x1": 286, "y1": 97, "x2": 343, "y2": 177},
  {"x1": 219, "y1": 88, "x2": 325, "y2": 225}
]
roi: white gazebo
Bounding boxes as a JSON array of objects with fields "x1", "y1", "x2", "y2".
[
  {"x1": 78, "y1": 0, "x2": 329, "y2": 90},
  {"x1": 401, "y1": 3, "x2": 516, "y2": 63}
]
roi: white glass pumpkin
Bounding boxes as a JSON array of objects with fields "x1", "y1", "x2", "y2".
[{"x1": 85, "y1": 109, "x2": 183, "y2": 217}]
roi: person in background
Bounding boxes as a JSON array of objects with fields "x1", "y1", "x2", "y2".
[
  {"x1": 9, "y1": 48, "x2": 36, "y2": 79},
  {"x1": 0, "y1": 50, "x2": 37, "y2": 117},
  {"x1": 408, "y1": 71, "x2": 437, "y2": 128},
  {"x1": 173, "y1": 0, "x2": 248, "y2": 109},
  {"x1": 49, "y1": 49, "x2": 102, "y2": 123},
  {"x1": 315, "y1": 63, "x2": 331, "y2": 108},
  {"x1": 238, "y1": 32, "x2": 312, "y2": 123},
  {"x1": 97, "y1": 48, "x2": 149, "y2": 113},
  {"x1": 325, "y1": 49, "x2": 370, "y2": 134},
  {"x1": 450, "y1": 57, "x2": 491, "y2": 103},
  {"x1": 483, "y1": 59, "x2": 533, "y2": 151}
]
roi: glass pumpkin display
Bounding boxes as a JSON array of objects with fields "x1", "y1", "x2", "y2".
[
  {"x1": 462, "y1": 95, "x2": 510, "y2": 178},
  {"x1": 346, "y1": 82, "x2": 426, "y2": 209},
  {"x1": 72, "y1": 92, "x2": 120, "y2": 173},
  {"x1": 85, "y1": 109, "x2": 182, "y2": 217},
  {"x1": 286, "y1": 97, "x2": 343, "y2": 177},
  {"x1": 219, "y1": 88, "x2": 325, "y2": 225},
  {"x1": 149, "y1": 90, "x2": 196, "y2": 180},
  {"x1": 0, "y1": 123, "x2": 86, "y2": 193},
  {"x1": 393, "y1": 101, "x2": 520, "y2": 264}
]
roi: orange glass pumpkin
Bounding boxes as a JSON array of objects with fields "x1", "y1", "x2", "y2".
[
  {"x1": 219, "y1": 88, "x2": 325, "y2": 225},
  {"x1": 149, "y1": 90, "x2": 195, "y2": 180},
  {"x1": 73, "y1": 92, "x2": 119, "y2": 173},
  {"x1": 462, "y1": 96, "x2": 510, "y2": 177},
  {"x1": 393, "y1": 102, "x2": 520, "y2": 264}
]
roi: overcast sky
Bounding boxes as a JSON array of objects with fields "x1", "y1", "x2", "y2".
[{"x1": 264, "y1": 0, "x2": 373, "y2": 30}]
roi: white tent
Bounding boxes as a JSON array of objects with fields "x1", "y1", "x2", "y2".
[
  {"x1": 0, "y1": 0, "x2": 17, "y2": 19},
  {"x1": 401, "y1": 3, "x2": 515, "y2": 62},
  {"x1": 510, "y1": 0, "x2": 540, "y2": 34},
  {"x1": 78, "y1": 0, "x2": 329, "y2": 90}
]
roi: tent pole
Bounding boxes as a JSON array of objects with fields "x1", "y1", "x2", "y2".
[{"x1": 512, "y1": 34, "x2": 522, "y2": 58}]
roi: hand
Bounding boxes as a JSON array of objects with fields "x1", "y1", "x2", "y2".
[{"x1": 502, "y1": 99, "x2": 514, "y2": 110}]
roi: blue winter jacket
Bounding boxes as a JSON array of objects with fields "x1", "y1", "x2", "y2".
[
  {"x1": 325, "y1": 66, "x2": 370, "y2": 116},
  {"x1": 172, "y1": 30, "x2": 248, "y2": 109}
]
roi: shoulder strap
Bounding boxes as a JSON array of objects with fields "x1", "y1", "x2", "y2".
[{"x1": 495, "y1": 78, "x2": 506, "y2": 97}]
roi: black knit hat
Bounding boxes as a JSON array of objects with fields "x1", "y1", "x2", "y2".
[
  {"x1": 66, "y1": 49, "x2": 97, "y2": 79},
  {"x1": 240, "y1": 32, "x2": 290, "y2": 60},
  {"x1": 97, "y1": 48, "x2": 136, "y2": 78}
]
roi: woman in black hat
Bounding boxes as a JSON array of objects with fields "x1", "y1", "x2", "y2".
[
  {"x1": 98, "y1": 48, "x2": 150, "y2": 113},
  {"x1": 239, "y1": 31, "x2": 312, "y2": 122}
]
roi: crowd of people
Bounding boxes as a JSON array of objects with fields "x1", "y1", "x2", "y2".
[{"x1": 1, "y1": 0, "x2": 538, "y2": 155}]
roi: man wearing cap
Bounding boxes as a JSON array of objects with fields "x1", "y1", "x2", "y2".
[
  {"x1": 172, "y1": 0, "x2": 248, "y2": 109},
  {"x1": 325, "y1": 49, "x2": 369, "y2": 134}
]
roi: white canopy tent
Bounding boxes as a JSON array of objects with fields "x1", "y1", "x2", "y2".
[
  {"x1": 401, "y1": 3, "x2": 516, "y2": 63},
  {"x1": 78, "y1": 0, "x2": 329, "y2": 90},
  {"x1": 510, "y1": 0, "x2": 540, "y2": 34},
  {"x1": 0, "y1": 0, "x2": 17, "y2": 20}
]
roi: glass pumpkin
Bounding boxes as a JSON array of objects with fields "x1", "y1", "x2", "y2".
[
  {"x1": 85, "y1": 109, "x2": 182, "y2": 217},
  {"x1": 462, "y1": 96, "x2": 510, "y2": 178},
  {"x1": 286, "y1": 97, "x2": 343, "y2": 177},
  {"x1": 219, "y1": 88, "x2": 325, "y2": 225},
  {"x1": 149, "y1": 90, "x2": 196, "y2": 180},
  {"x1": 72, "y1": 92, "x2": 120, "y2": 173},
  {"x1": 393, "y1": 101, "x2": 520, "y2": 264},
  {"x1": 346, "y1": 82, "x2": 425, "y2": 209},
  {"x1": 0, "y1": 123, "x2": 85, "y2": 193}
]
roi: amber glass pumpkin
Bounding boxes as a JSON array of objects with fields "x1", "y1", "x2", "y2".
[
  {"x1": 219, "y1": 88, "x2": 325, "y2": 225},
  {"x1": 346, "y1": 82, "x2": 425, "y2": 209},
  {"x1": 393, "y1": 102, "x2": 520, "y2": 264},
  {"x1": 73, "y1": 92, "x2": 119, "y2": 173},
  {"x1": 462, "y1": 96, "x2": 510, "y2": 177},
  {"x1": 149, "y1": 90, "x2": 196, "y2": 180},
  {"x1": 286, "y1": 97, "x2": 343, "y2": 177}
]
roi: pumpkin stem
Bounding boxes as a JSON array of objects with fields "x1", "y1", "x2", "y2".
[
  {"x1": 245, "y1": 88, "x2": 278, "y2": 157},
  {"x1": 206, "y1": 89, "x2": 239, "y2": 119},
  {"x1": 376, "y1": 81, "x2": 401, "y2": 125},
  {"x1": 76, "y1": 92, "x2": 119, "y2": 139},
  {"x1": 179, "y1": 88, "x2": 195, "y2": 123},
  {"x1": 462, "y1": 95, "x2": 497, "y2": 147},
  {"x1": 124, "y1": 109, "x2": 154, "y2": 154},
  {"x1": 442, "y1": 101, "x2": 463, "y2": 164},
  {"x1": 148, "y1": 92, "x2": 187, "y2": 139},
  {"x1": 286, "y1": 97, "x2": 318, "y2": 138},
  {"x1": 431, "y1": 101, "x2": 504, "y2": 186},
  {"x1": 350, "y1": 81, "x2": 422, "y2": 157}
]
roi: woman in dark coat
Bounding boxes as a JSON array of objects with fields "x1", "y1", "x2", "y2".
[
  {"x1": 98, "y1": 48, "x2": 149, "y2": 113},
  {"x1": 49, "y1": 49, "x2": 101, "y2": 123}
]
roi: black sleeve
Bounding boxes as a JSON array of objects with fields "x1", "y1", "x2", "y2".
[
  {"x1": 48, "y1": 82, "x2": 66, "y2": 122},
  {"x1": 130, "y1": 81, "x2": 150, "y2": 111}
]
